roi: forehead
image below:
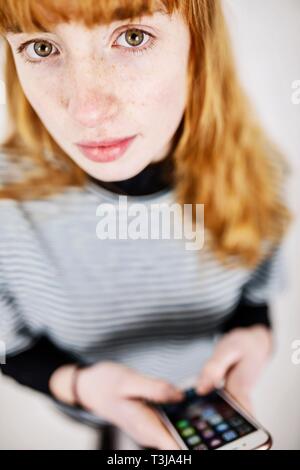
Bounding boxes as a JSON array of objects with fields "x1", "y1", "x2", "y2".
[{"x1": 0, "y1": 0, "x2": 177, "y2": 35}]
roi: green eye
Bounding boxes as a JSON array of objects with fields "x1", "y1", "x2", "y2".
[
  {"x1": 114, "y1": 28, "x2": 156, "y2": 56},
  {"x1": 33, "y1": 41, "x2": 53, "y2": 58},
  {"x1": 124, "y1": 29, "x2": 145, "y2": 47}
]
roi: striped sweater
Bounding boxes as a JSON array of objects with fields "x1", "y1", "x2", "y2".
[{"x1": 0, "y1": 151, "x2": 283, "y2": 426}]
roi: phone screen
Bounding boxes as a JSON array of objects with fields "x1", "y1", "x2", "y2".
[{"x1": 159, "y1": 388, "x2": 257, "y2": 450}]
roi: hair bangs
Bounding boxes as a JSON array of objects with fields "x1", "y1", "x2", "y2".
[{"x1": 0, "y1": 0, "x2": 178, "y2": 34}]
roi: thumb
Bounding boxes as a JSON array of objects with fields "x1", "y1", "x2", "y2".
[
  {"x1": 117, "y1": 399, "x2": 181, "y2": 450},
  {"x1": 226, "y1": 388, "x2": 253, "y2": 416},
  {"x1": 196, "y1": 340, "x2": 242, "y2": 395},
  {"x1": 225, "y1": 356, "x2": 261, "y2": 415},
  {"x1": 122, "y1": 371, "x2": 184, "y2": 403}
]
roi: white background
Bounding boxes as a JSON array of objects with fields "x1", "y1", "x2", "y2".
[{"x1": 0, "y1": 0, "x2": 299, "y2": 449}]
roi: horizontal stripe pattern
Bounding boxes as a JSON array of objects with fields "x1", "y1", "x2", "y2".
[{"x1": 0, "y1": 152, "x2": 284, "y2": 424}]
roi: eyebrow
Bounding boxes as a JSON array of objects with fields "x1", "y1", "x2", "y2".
[{"x1": 6, "y1": 4, "x2": 169, "y2": 36}]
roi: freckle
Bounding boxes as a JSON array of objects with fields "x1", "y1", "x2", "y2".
[{"x1": 59, "y1": 95, "x2": 68, "y2": 107}]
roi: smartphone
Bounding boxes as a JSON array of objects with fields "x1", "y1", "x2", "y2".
[{"x1": 155, "y1": 387, "x2": 272, "y2": 450}]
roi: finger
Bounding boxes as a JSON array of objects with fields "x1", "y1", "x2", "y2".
[
  {"x1": 121, "y1": 372, "x2": 184, "y2": 403},
  {"x1": 196, "y1": 340, "x2": 242, "y2": 394},
  {"x1": 225, "y1": 357, "x2": 261, "y2": 415},
  {"x1": 117, "y1": 399, "x2": 181, "y2": 450},
  {"x1": 224, "y1": 386, "x2": 254, "y2": 416},
  {"x1": 226, "y1": 354, "x2": 263, "y2": 395}
]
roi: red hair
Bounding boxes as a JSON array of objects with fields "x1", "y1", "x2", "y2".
[{"x1": 0, "y1": 0, "x2": 292, "y2": 267}]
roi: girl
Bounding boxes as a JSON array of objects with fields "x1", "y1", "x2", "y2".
[{"x1": 0, "y1": 0, "x2": 291, "y2": 450}]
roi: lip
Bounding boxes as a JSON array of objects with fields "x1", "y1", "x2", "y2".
[{"x1": 76, "y1": 135, "x2": 137, "y2": 163}]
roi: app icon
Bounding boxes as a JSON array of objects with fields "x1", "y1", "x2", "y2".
[
  {"x1": 229, "y1": 416, "x2": 244, "y2": 427},
  {"x1": 193, "y1": 419, "x2": 207, "y2": 431},
  {"x1": 202, "y1": 428, "x2": 215, "y2": 439},
  {"x1": 176, "y1": 419, "x2": 189, "y2": 430},
  {"x1": 209, "y1": 438, "x2": 222, "y2": 448},
  {"x1": 202, "y1": 407, "x2": 216, "y2": 420},
  {"x1": 222, "y1": 430, "x2": 238, "y2": 442},
  {"x1": 194, "y1": 443, "x2": 208, "y2": 450},
  {"x1": 215, "y1": 422, "x2": 229, "y2": 433},
  {"x1": 187, "y1": 435, "x2": 201, "y2": 446},
  {"x1": 207, "y1": 414, "x2": 223, "y2": 426},
  {"x1": 181, "y1": 427, "x2": 196, "y2": 438},
  {"x1": 186, "y1": 404, "x2": 202, "y2": 419}
]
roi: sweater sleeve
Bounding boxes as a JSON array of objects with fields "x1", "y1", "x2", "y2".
[
  {"x1": 241, "y1": 244, "x2": 286, "y2": 305},
  {"x1": 220, "y1": 299, "x2": 271, "y2": 333},
  {"x1": 0, "y1": 335, "x2": 79, "y2": 396},
  {"x1": 0, "y1": 261, "x2": 79, "y2": 396},
  {"x1": 220, "y1": 243, "x2": 286, "y2": 333},
  {"x1": 0, "y1": 271, "x2": 35, "y2": 359}
]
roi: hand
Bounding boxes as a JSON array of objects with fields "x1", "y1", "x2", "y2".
[
  {"x1": 195, "y1": 326, "x2": 273, "y2": 414},
  {"x1": 75, "y1": 361, "x2": 184, "y2": 450}
]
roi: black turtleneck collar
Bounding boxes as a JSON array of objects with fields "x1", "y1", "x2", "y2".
[{"x1": 88, "y1": 152, "x2": 175, "y2": 196}]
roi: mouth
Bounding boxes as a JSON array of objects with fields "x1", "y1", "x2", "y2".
[{"x1": 75, "y1": 135, "x2": 137, "y2": 163}]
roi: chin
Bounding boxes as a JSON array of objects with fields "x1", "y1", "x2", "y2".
[{"x1": 88, "y1": 164, "x2": 141, "y2": 183}]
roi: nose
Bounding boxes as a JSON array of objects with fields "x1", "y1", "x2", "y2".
[
  {"x1": 63, "y1": 62, "x2": 121, "y2": 128},
  {"x1": 67, "y1": 89, "x2": 120, "y2": 128}
]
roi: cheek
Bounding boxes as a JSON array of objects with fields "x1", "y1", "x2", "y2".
[
  {"x1": 14, "y1": 62, "x2": 61, "y2": 124},
  {"x1": 157, "y1": 74, "x2": 187, "y2": 112},
  {"x1": 27, "y1": 90, "x2": 53, "y2": 120},
  {"x1": 138, "y1": 70, "x2": 188, "y2": 132}
]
